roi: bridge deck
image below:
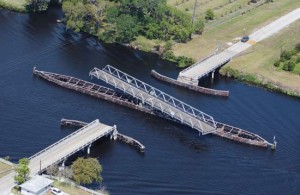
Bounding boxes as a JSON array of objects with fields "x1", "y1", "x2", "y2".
[
  {"x1": 178, "y1": 8, "x2": 300, "y2": 84},
  {"x1": 90, "y1": 65, "x2": 216, "y2": 135},
  {"x1": 178, "y1": 42, "x2": 251, "y2": 84},
  {"x1": 28, "y1": 119, "x2": 115, "y2": 175}
]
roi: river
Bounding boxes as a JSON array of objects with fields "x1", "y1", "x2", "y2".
[{"x1": 0, "y1": 6, "x2": 299, "y2": 195}]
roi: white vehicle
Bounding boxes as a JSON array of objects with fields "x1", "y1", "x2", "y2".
[{"x1": 50, "y1": 187, "x2": 64, "y2": 195}]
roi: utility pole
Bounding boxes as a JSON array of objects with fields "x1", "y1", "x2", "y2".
[
  {"x1": 190, "y1": 0, "x2": 198, "y2": 39},
  {"x1": 192, "y1": 0, "x2": 198, "y2": 25}
]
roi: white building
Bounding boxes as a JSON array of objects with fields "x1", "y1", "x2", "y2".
[{"x1": 19, "y1": 175, "x2": 53, "y2": 195}]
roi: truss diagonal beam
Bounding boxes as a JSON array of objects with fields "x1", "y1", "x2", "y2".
[{"x1": 90, "y1": 65, "x2": 216, "y2": 135}]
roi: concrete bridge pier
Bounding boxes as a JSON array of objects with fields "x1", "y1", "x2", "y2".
[
  {"x1": 110, "y1": 125, "x2": 118, "y2": 140},
  {"x1": 87, "y1": 144, "x2": 92, "y2": 155},
  {"x1": 60, "y1": 158, "x2": 67, "y2": 171},
  {"x1": 211, "y1": 70, "x2": 215, "y2": 84}
]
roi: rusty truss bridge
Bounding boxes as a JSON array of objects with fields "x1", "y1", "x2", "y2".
[{"x1": 90, "y1": 65, "x2": 216, "y2": 135}]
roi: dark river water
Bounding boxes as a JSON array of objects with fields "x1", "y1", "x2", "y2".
[{"x1": 0, "y1": 6, "x2": 299, "y2": 195}]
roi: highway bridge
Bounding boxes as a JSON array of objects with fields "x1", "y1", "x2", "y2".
[{"x1": 177, "y1": 8, "x2": 300, "y2": 85}]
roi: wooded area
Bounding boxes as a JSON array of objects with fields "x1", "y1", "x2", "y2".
[{"x1": 62, "y1": 0, "x2": 202, "y2": 44}]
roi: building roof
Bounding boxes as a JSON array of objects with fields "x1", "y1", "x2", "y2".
[{"x1": 20, "y1": 175, "x2": 53, "y2": 193}]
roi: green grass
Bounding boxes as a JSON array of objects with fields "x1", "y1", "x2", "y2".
[
  {"x1": 131, "y1": 36, "x2": 163, "y2": 52},
  {"x1": 219, "y1": 19, "x2": 300, "y2": 97},
  {"x1": 293, "y1": 63, "x2": 300, "y2": 74},
  {"x1": 167, "y1": 0, "x2": 260, "y2": 20},
  {"x1": 172, "y1": 0, "x2": 300, "y2": 60},
  {"x1": 0, "y1": 0, "x2": 27, "y2": 12}
]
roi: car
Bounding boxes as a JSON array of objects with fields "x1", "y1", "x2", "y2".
[
  {"x1": 241, "y1": 35, "x2": 249, "y2": 43},
  {"x1": 50, "y1": 187, "x2": 63, "y2": 195}
]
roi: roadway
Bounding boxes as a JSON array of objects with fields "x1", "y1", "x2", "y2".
[{"x1": 178, "y1": 7, "x2": 300, "y2": 85}]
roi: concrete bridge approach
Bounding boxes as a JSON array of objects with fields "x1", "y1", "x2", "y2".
[
  {"x1": 0, "y1": 119, "x2": 117, "y2": 195},
  {"x1": 90, "y1": 65, "x2": 217, "y2": 135},
  {"x1": 177, "y1": 8, "x2": 300, "y2": 85}
]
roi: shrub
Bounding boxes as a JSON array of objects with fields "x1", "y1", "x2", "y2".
[
  {"x1": 176, "y1": 56, "x2": 195, "y2": 67},
  {"x1": 205, "y1": 9, "x2": 215, "y2": 20},
  {"x1": 290, "y1": 49, "x2": 297, "y2": 56},
  {"x1": 282, "y1": 63, "x2": 288, "y2": 71},
  {"x1": 280, "y1": 50, "x2": 292, "y2": 61},
  {"x1": 295, "y1": 43, "x2": 300, "y2": 52},
  {"x1": 194, "y1": 20, "x2": 205, "y2": 34},
  {"x1": 282, "y1": 61, "x2": 296, "y2": 71},
  {"x1": 296, "y1": 56, "x2": 300, "y2": 63},
  {"x1": 273, "y1": 60, "x2": 280, "y2": 67},
  {"x1": 288, "y1": 61, "x2": 296, "y2": 71},
  {"x1": 164, "y1": 41, "x2": 173, "y2": 51}
]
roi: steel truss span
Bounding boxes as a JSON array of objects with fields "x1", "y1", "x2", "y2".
[{"x1": 90, "y1": 65, "x2": 216, "y2": 135}]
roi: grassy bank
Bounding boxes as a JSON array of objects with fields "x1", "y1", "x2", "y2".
[
  {"x1": 172, "y1": 0, "x2": 300, "y2": 60},
  {"x1": 220, "y1": 66, "x2": 300, "y2": 98},
  {"x1": 0, "y1": 0, "x2": 27, "y2": 12},
  {"x1": 220, "y1": 19, "x2": 300, "y2": 98}
]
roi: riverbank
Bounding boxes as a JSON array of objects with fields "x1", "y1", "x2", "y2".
[
  {"x1": 0, "y1": 0, "x2": 26, "y2": 12},
  {"x1": 220, "y1": 19, "x2": 300, "y2": 98}
]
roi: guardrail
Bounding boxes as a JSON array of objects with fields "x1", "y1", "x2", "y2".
[
  {"x1": 195, "y1": 58, "x2": 231, "y2": 80},
  {"x1": 36, "y1": 125, "x2": 116, "y2": 174},
  {"x1": 29, "y1": 119, "x2": 99, "y2": 160},
  {"x1": 179, "y1": 53, "x2": 215, "y2": 75}
]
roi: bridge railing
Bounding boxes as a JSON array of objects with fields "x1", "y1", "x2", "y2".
[
  {"x1": 179, "y1": 53, "x2": 215, "y2": 76},
  {"x1": 29, "y1": 119, "x2": 99, "y2": 160},
  {"x1": 195, "y1": 58, "x2": 231, "y2": 79},
  {"x1": 90, "y1": 65, "x2": 216, "y2": 128}
]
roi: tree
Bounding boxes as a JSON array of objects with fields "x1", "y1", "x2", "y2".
[
  {"x1": 282, "y1": 61, "x2": 295, "y2": 71},
  {"x1": 194, "y1": 19, "x2": 205, "y2": 34},
  {"x1": 58, "y1": 167, "x2": 73, "y2": 180},
  {"x1": 26, "y1": 0, "x2": 49, "y2": 11},
  {"x1": 46, "y1": 164, "x2": 59, "y2": 176},
  {"x1": 115, "y1": 14, "x2": 140, "y2": 43},
  {"x1": 14, "y1": 158, "x2": 30, "y2": 185},
  {"x1": 71, "y1": 157, "x2": 103, "y2": 185},
  {"x1": 205, "y1": 9, "x2": 215, "y2": 20}
]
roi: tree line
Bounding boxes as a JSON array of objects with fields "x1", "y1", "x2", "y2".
[{"x1": 62, "y1": 0, "x2": 204, "y2": 44}]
